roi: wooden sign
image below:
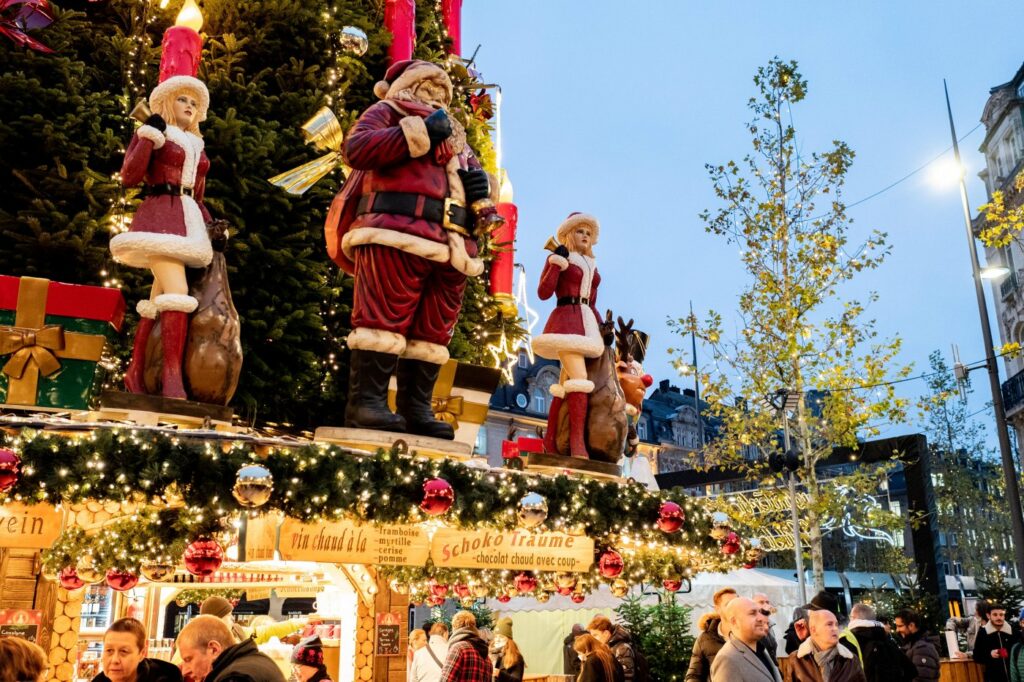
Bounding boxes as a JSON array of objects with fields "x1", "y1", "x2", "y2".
[
  {"x1": 244, "y1": 512, "x2": 281, "y2": 562},
  {"x1": 0, "y1": 504, "x2": 62, "y2": 549},
  {"x1": 431, "y1": 529, "x2": 594, "y2": 572},
  {"x1": 279, "y1": 518, "x2": 430, "y2": 566},
  {"x1": 375, "y1": 612, "x2": 402, "y2": 656},
  {"x1": 0, "y1": 609, "x2": 41, "y2": 642}
]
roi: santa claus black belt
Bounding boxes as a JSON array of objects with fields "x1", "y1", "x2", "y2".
[
  {"x1": 357, "y1": 192, "x2": 469, "y2": 235},
  {"x1": 144, "y1": 183, "x2": 195, "y2": 197},
  {"x1": 557, "y1": 296, "x2": 590, "y2": 306}
]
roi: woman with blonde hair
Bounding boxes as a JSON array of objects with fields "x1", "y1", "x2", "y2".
[
  {"x1": 109, "y1": 27, "x2": 215, "y2": 400},
  {"x1": 0, "y1": 636, "x2": 48, "y2": 682},
  {"x1": 532, "y1": 213, "x2": 603, "y2": 458},
  {"x1": 573, "y1": 634, "x2": 622, "y2": 682}
]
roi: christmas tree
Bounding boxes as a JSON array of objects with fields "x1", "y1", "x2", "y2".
[{"x1": 0, "y1": 0, "x2": 521, "y2": 428}]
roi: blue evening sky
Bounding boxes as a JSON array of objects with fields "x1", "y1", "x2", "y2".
[{"x1": 464, "y1": 0, "x2": 1024, "y2": 442}]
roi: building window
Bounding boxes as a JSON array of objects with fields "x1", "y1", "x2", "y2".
[
  {"x1": 637, "y1": 419, "x2": 648, "y2": 441},
  {"x1": 474, "y1": 427, "x2": 488, "y2": 456},
  {"x1": 532, "y1": 390, "x2": 546, "y2": 414},
  {"x1": 518, "y1": 351, "x2": 529, "y2": 369},
  {"x1": 889, "y1": 500, "x2": 902, "y2": 516}
]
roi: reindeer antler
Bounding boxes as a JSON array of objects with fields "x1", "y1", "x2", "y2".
[{"x1": 616, "y1": 316, "x2": 635, "y2": 361}]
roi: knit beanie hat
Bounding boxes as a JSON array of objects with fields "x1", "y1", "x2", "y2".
[
  {"x1": 495, "y1": 617, "x2": 513, "y2": 639},
  {"x1": 199, "y1": 596, "x2": 233, "y2": 619},
  {"x1": 291, "y1": 635, "x2": 326, "y2": 667}
]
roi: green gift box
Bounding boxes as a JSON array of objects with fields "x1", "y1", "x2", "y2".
[{"x1": 0, "y1": 275, "x2": 125, "y2": 410}]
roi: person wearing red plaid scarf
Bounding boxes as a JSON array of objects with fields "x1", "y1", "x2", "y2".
[
  {"x1": 291, "y1": 636, "x2": 333, "y2": 682},
  {"x1": 440, "y1": 611, "x2": 493, "y2": 682}
]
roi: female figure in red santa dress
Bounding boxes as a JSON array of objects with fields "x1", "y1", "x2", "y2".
[
  {"x1": 531, "y1": 213, "x2": 603, "y2": 458},
  {"x1": 109, "y1": 76, "x2": 213, "y2": 399}
]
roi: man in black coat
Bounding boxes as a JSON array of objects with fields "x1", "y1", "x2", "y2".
[
  {"x1": 563, "y1": 624, "x2": 585, "y2": 677},
  {"x1": 177, "y1": 615, "x2": 286, "y2": 682},
  {"x1": 972, "y1": 604, "x2": 1022, "y2": 682},
  {"x1": 841, "y1": 603, "x2": 916, "y2": 682}
]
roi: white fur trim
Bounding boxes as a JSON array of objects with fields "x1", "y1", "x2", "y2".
[
  {"x1": 532, "y1": 333, "x2": 604, "y2": 360},
  {"x1": 556, "y1": 213, "x2": 600, "y2": 246},
  {"x1": 164, "y1": 126, "x2": 205, "y2": 189},
  {"x1": 403, "y1": 340, "x2": 450, "y2": 365},
  {"x1": 384, "y1": 63, "x2": 452, "y2": 103},
  {"x1": 347, "y1": 327, "x2": 406, "y2": 355},
  {"x1": 109, "y1": 194, "x2": 213, "y2": 268},
  {"x1": 154, "y1": 293, "x2": 198, "y2": 313},
  {"x1": 569, "y1": 252, "x2": 596, "y2": 300},
  {"x1": 626, "y1": 404, "x2": 638, "y2": 417},
  {"x1": 374, "y1": 80, "x2": 390, "y2": 99},
  {"x1": 149, "y1": 76, "x2": 210, "y2": 122},
  {"x1": 563, "y1": 379, "x2": 595, "y2": 394},
  {"x1": 447, "y1": 232, "x2": 484, "y2": 276},
  {"x1": 136, "y1": 125, "x2": 166, "y2": 149},
  {"x1": 547, "y1": 254, "x2": 569, "y2": 271},
  {"x1": 399, "y1": 116, "x2": 431, "y2": 158},
  {"x1": 796, "y1": 637, "x2": 854, "y2": 660},
  {"x1": 342, "y1": 227, "x2": 449, "y2": 264},
  {"x1": 136, "y1": 300, "x2": 158, "y2": 319},
  {"x1": 446, "y1": 155, "x2": 466, "y2": 203},
  {"x1": 549, "y1": 384, "x2": 565, "y2": 399}
]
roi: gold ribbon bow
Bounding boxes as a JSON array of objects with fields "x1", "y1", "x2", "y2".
[
  {"x1": 431, "y1": 394, "x2": 465, "y2": 429},
  {"x1": 0, "y1": 325, "x2": 65, "y2": 379}
]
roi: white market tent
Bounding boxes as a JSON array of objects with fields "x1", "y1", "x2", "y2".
[{"x1": 484, "y1": 569, "x2": 802, "y2": 675}]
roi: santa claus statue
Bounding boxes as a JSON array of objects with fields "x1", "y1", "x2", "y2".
[
  {"x1": 324, "y1": 59, "x2": 500, "y2": 439},
  {"x1": 532, "y1": 213, "x2": 603, "y2": 458}
]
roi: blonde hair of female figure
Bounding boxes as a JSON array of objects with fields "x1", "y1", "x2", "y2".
[{"x1": 152, "y1": 85, "x2": 204, "y2": 136}]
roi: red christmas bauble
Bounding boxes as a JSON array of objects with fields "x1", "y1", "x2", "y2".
[
  {"x1": 429, "y1": 580, "x2": 449, "y2": 599},
  {"x1": 183, "y1": 538, "x2": 224, "y2": 577},
  {"x1": 0, "y1": 449, "x2": 20, "y2": 492},
  {"x1": 454, "y1": 583, "x2": 471, "y2": 599},
  {"x1": 656, "y1": 501, "x2": 684, "y2": 534},
  {"x1": 662, "y1": 579, "x2": 683, "y2": 592},
  {"x1": 570, "y1": 592, "x2": 585, "y2": 604},
  {"x1": 557, "y1": 586, "x2": 573, "y2": 596},
  {"x1": 58, "y1": 566, "x2": 85, "y2": 591},
  {"x1": 514, "y1": 572, "x2": 537, "y2": 593},
  {"x1": 743, "y1": 562, "x2": 756, "y2": 569},
  {"x1": 725, "y1": 532, "x2": 740, "y2": 545},
  {"x1": 597, "y1": 549, "x2": 624, "y2": 578},
  {"x1": 420, "y1": 478, "x2": 454, "y2": 516},
  {"x1": 427, "y1": 595, "x2": 445, "y2": 607},
  {"x1": 722, "y1": 541, "x2": 741, "y2": 556},
  {"x1": 106, "y1": 569, "x2": 139, "y2": 592},
  {"x1": 497, "y1": 593, "x2": 511, "y2": 603}
]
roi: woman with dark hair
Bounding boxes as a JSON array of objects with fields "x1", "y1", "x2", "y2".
[
  {"x1": 574, "y1": 634, "x2": 623, "y2": 682},
  {"x1": 0, "y1": 637, "x2": 48, "y2": 682}
]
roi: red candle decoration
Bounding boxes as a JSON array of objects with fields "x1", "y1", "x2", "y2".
[
  {"x1": 183, "y1": 538, "x2": 224, "y2": 576},
  {"x1": 58, "y1": 567, "x2": 85, "y2": 591},
  {"x1": 160, "y1": 0, "x2": 203, "y2": 82},
  {"x1": 383, "y1": 0, "x2": 415, "y2": 64},
  {"x1": 656, "y1": 501, "x2": 684, "y2": 534},
  {"x1": 597, "y1": 549, "x2": 624, "y2": 579},
  {"x1": 440, "y1": 0, "x2": 462, "y2": 55},
  {"x1": 0, "y1": 449, "x2": 20, "y2": 491},
  {"x1": 420, "y1": 478, "x2": 454, "y2": 516},
  {"x1": 490, "y1": 180, "x2": 518, "y2": 316},
  {"x1": 513, "y1": 572, "x2": 537, "y2": 594},
  {"x1": 106, "y1": 569, "x2": 140, "y2": 592}
]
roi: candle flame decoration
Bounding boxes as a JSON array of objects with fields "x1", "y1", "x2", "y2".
[
  {"x1": 499, "y1": 169, "x2": 513, "y2": 204},
  {"x1": 175, "y1": 0, "x2": 203, "y2": 32}
]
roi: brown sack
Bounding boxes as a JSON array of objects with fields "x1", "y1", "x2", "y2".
[
  {"x1": 555, "y1": 346, "x2": 628, "y2": 463},
  {"x1": 183, "y1": 250, "x2": 242, "y2": 405}
]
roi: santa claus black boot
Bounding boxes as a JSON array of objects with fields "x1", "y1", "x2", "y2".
[
  {"x1": 396, "y1": 359, "x2": 455, "y2": 440},
  {"x1": 344, "y1": 350, "x2": 406, "y2": 432}
]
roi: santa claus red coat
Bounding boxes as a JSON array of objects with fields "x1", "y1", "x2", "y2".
[
  {"x1": 532, "y1": 251, "x2": 604, "y2": 359},
  {"x1": 109, "y1": 124, "x2": 213, "y2": 269}
]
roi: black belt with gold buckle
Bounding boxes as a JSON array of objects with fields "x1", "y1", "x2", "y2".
[
  {"x1": 145, "y1": 183, "x2": 194, "y2": 197},
  {"x1": 557, "y1": 296, "x2": 590, "y2": 306},
  {"x1": 356, "y1": 191, "x2": 469, "y2": 235}
]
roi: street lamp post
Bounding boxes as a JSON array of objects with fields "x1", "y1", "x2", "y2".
[
  {"x1": 944, "y1": 80, "x2": 1024, "y2": 580},
  {"x1": 769, "y1": 389, "x2": 807, "y2": 604}
]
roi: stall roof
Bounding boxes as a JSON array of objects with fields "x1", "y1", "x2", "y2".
[
  {"x1": 757, "y1": 569, "x2": 845, "y2": 589},
  {"x1": 845, "y1": 572, "x2": 897, "y2": 590}
]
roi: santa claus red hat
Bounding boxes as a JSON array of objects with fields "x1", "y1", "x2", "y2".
[
  {"x1": 373, "y1": 59, "x2": 452, "y2": 102},
  {"x1": 557, "y1": 212, "x2": 600, "y2": 246},
  {"x1": 149, "y1": 26, "x2": 210, "y2": 122}
]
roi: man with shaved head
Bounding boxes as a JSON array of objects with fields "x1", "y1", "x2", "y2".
[
  {"x1": 176, "y1": 615, "x2": 285, "y2": 682},
  {"x1": 752, "y1": 593, "x2": 779, "y2": 665},
  {"x1": 784, "y1": 609, "x2": 865, "y2": 682},
  {"x1": 709, "y1": 597, "x2": 781, "y2": 681}
]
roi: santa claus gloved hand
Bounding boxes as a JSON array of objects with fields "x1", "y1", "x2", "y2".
[
  {"x1": 424, "y1": 109, "x2": 452, "y2": 146},
  {"x1": 458, "y1": 168, "x2": 491, "y2": 204},
  {"x1": 144, "y1": 114, "x2": 167, "y2": 132}
]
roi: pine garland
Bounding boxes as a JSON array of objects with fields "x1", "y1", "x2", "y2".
[{"x1": 1, "y1": 424, "x2": 745, "y2": 591}]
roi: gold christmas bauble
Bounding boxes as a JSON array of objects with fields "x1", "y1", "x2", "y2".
[
  {"x1": 141, "y1": 563, "x2": 175, "y2": 582},
  {"x1": 611, "y1": 579, "x2": 630, "y2": 598}
]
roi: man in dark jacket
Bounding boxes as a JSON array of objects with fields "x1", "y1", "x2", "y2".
[
  {"x1": 894, "y1": 609, "x2": 940, "y2": 682},
  {"x1": 564, "y1": 624, "x2": 585, "y2": 677},
  {"x1": 587, "y1": 615, "x2": 636, "y2": 682},
  {"x1": 441, "y1": 611, "x2": 493, "y2": 682},
  {"x1": 841, "y1": 604, "x2": 916, "y2": 682},
  {"x1": 971, "y1": 604, "x2": 1022, "y2": 682},
  {"x1": 686, "y1": 587, "x2": 737, "y2": 681},
  {"x1": 94, "y1": 617, "x2": 182, "y2": 682},
  {"x1": 177, "y1": 615, "x2": 286, "y2": 682}
]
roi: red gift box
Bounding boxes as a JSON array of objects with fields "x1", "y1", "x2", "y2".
[{"x1": 516, "y1": 437, "x2": 545, "y2": 455}]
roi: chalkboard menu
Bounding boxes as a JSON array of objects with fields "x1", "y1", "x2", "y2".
[{"x1": 375, "y1": 612, "x2": 402, "y2": 656}]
